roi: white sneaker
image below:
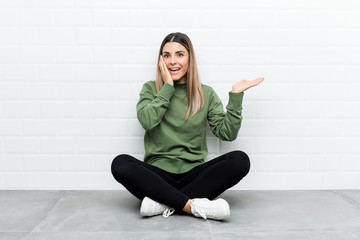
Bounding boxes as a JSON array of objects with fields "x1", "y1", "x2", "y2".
[
  {"x1": 189, "y1": 198, "x2": 230, "y2": 220},
  {"x1": 140, "y1": 197, "x2": 175, "y2": 218}
]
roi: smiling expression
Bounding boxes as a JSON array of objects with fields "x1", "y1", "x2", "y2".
[{"x1": 162, "y1": 42, "x2": 189, "y2": 83}]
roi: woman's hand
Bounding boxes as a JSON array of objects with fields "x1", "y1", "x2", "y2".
[
  {"x1": 159, "y1": 56, "x2": 174, "y2": 86},
  {"x1": 232, "y1": 77, "x2": 264, "y2": 93}
]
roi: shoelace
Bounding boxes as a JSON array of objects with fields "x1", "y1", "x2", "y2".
[
  {"x1": 190, "y1": 201, "x2": 214, "y2": 220},
  {"x1": 162, "y1": 208, "x2": 175, "y2": 218}
]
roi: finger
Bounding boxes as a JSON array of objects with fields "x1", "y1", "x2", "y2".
[
  {"x1": 257, "y1": 78, "x2": 264, "y2": 85},
  {"x1": 160, "y1": 58, "x2": 166, "y2": 72},
  {"x1": 159, "y1": 56, "x2": 163, "y2": 69},
  {"x1": 252, "y1": 77, "x2": 264, "y2": 85},
  {"x1": 256, "y1": 77, "x2": 264, "y2": 83}
]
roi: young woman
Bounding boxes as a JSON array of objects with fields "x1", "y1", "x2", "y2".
[{"x1": 111, "y1": 32, "x2": 264, "y2": 220}]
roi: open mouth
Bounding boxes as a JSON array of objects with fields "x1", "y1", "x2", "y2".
[{"x1": 169, "y1": 67, "x2": 181, "y2": 73}]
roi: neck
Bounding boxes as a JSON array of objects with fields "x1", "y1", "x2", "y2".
[{"x1": 176, "y1": 75, "x2": 187, "y2": 84}]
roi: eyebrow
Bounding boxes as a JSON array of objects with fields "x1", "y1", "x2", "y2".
[{"x1": 163, "y1": 51, "x2": 186, "y2": 54}]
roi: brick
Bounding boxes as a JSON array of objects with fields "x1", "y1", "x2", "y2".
[
  {"x1": 275, "y1": 120, "x2": 343, "y2": 137},
  {"x1": 40, "y1": 137, "x2": 77, "y2": 154},
  {"x1": 52, "y1": 83, "x2": 95, "y2": 100},
  {"x1": 344, "y1": 84, "x2": 360, "y2": 101},
  {"x1": 74, "y1": 28, "x2": 112, "y2": 45},
  {"x1": 0, "y1": 8, "x2": 17, "y2": 25},
  {"x1": 40, "y1": 101, "x2": 77, "y2": 118},
  {"x1": 291, "y1": 138, "x2": 326, "y2": 154},
  {"x1": 39, "y1": 65, "x2": 75, "y2": 82},
  {"x1": 91, "y1": 119, "x2": 144, "y2": 137},
  {"x1": 325, "y1": 138, "x2": 360, "y2": 154},
  {"x1": 250, "y1": 154, "x2": 307, "y2": 172},
  {"x1": 5, "y1": 173, "x2": 39, "y2": 189},
  {"x1": 22, "y1": 119, "x2": 58, "y2": 136},
  {"x1": 18, "y1": 9, "x2": 55, "y2": 26},
  {"x1": 20, "y1": 83, "x2": 58, "y2": 100},
  {"x1": 289, "y1": 102, "x2": 360, "y2": 120},
  {"x1": 0, "y1": 174, "x2": 4, "y2": 189},
  {"x1": 39, "y1": 173, "x2": 77, "y2": 190},
  {"x1": 87, "y1": 83, "x2": 141, "y2": 100},
  {"x1": 220, "y1": 137, "x2": 255, "y2": 154},
  {"x1": 3, "y1": 137, "x2": 41, "y2": 154},
  {"x1": 0, "y1": 0, "x2": 35, "y2": 7},
  {"x1": 306, "y1": 154, "x2": 340, "y2": 172},
  {"x1": 38, "y1": 27, "x2": 74, "y2": 45},
  {"x1": 57, "y1": 119, "x2": 94, "y2": 136},
  {"x1": 76, "y1": 137, "x2": 143, "y2": 154},
  {"x1": 75, "y1": 100, "x2": 133, "y2": 118},
  {"x1": 4, "y1": 101, "x2": 42, "y2": 118},
  {"x1": 77, "y1": 172, "x2": 117, "y2": 190},
  {"x1": 56, "y1": 47, "x2": 93, "y2": 64},
  {"x1": 74, "y1": 0, "x2": 112, "y2": 8},
  {"x1": 255, "y1": 137, "x2": 292, "y2": 154},
  {"x1": 2, "y1": 65, "x2": 39, "y2": 82},
  {"x1": 20, "y1": 46, "x2": 57, "y2": 64},
  {"x1": 35, "y1": 0, "x2": 73, "y2": 8},
  {"x1": 0, "y1": 119, "x2": 21, "y2": 136},
  {"x1": 94, "y1": 154, "x2": 115, "y2": 171},
  {"x1": 240, "y1": 119, "x2": 275, "y2": 137},
  {"x1": 241, "y1": 172, "x2": 325, "y2": 190},
  {"x1": 55, "y1": 9, "x2": 92, "y2": 26},
  {"x1": 76, "y1": 65, "x2": 153, "y2": 82},
  {"x1": 23, "y1": 155, "x2": 59, "y2": 171},
  {"x1": 93, "y1": 47, "x2": 156, "y2": 64},
  {"x1": 340, "y1": 155, "x2": 360, "y2": 171},
  {"x1": 0, "y1": 47, "x2": 19, "y2": 64},
  {"x1": 92, "y1": 10, "x2": 128, "y2": 26},
  {"x1": 322, "y1": 173, "x2": 359, "y2": 189},
  {"x1": 0, "y1": 83, "x2": 20, "y2": 100},
  {"x1": 1, "y1": 27, "x2": 39, "y2": 45},
  {"x1": 0, "y1": 155, "x2": 23, "y2": 171},
  {"x1": 5, "y1": 172, "x2": 76, "y2": 189},
  {"x1": 59, "y1": 154, "x2": 112, "y2": 172},
  {"x1": 306, "y1": 84, "x2": 345, "y2": 101},
  {"x1": 219, "y1": 29, "x2": 292, "y2": 47}
]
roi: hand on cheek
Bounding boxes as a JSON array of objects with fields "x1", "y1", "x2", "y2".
[{"x1": 159, "y1": 56, "x2": 174, "y2": 86}]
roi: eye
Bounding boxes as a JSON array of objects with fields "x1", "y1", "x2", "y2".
[
  {"x1": 178, "y1": 53, "x2": 184, "y2": 57},
  {"x1": 163, "y1": 54, "x2": 169, "y2": 58}
]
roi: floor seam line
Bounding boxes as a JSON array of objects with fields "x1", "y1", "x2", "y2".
[
  {"x1": 24, "y1": 190, "x2": 66, "y2": 240},
  {"x1": 208, "y1": 220, "x2": 214, "y2": 240},
  {"x1": 332, "y1": 190, "x2": 360, "y2": 209}
]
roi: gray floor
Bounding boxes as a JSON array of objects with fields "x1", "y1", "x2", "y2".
[{"x1": 1, "y1": 190, "x2": 360, "y2": 240}]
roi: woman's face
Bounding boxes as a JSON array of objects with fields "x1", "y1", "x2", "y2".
[{"x1": 161, "y1": 42, "x2": 189, "y2": 83}]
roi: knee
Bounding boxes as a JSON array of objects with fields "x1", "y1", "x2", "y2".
[
  {"x1": 111, "y1": 154, "x2": 133, "y2": 179},
  {"x1": 227, "y1": 150, "x2": 251, "y2": 177}
]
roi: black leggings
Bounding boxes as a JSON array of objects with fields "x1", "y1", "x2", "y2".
[{"x1": 111, "y1": 150, "x2": 250, "y2": 211}]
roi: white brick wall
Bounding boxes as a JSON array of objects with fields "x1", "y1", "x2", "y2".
[{"x1": 1, "y1": 0, "x2": 360, "y2": 190}]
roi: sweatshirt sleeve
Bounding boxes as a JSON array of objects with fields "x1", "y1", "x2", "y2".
[
  {"x1": 136, "y1": 82, "x2": 175, "y2": 131},
  {"x1": 207, "y1": 89, "x2": 244, "y2": 141}
]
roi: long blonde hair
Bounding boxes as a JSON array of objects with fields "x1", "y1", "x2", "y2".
[{"x1": 155, "y1": 32, "x2": 204, "y2": 120}]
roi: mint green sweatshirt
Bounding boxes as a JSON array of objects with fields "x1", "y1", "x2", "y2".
[{"x1": 136, "y1": 80, "x2": 244, "y2": 174}]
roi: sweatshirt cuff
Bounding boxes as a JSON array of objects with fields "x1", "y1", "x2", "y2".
[
  {"x1": 157, "y1": 83, "x2": 175, "y2": 101},
  {"x1": 227, "y1": 91, "x2": 244, "y2": 110}
]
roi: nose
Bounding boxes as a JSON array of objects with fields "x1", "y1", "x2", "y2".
[{"x1": 169, "y1": 56, "x2": 177, "y2": 65}]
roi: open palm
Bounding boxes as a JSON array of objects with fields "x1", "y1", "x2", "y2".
[{"x1": 232, "y1": 77, "x2": 264, "y2": 93}]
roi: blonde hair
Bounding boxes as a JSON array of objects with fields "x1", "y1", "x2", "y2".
[{"x1": 155, "y1": 32, "x2": 204, "y2": 120}]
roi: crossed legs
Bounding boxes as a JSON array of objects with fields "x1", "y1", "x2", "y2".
[{"x1": 111, "y1": 151, "x2": 250, "y2": 212}]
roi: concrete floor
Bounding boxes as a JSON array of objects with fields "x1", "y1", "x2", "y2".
[{"x1": 1, "y1": 190, "x2": 360, "y2": 240}]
